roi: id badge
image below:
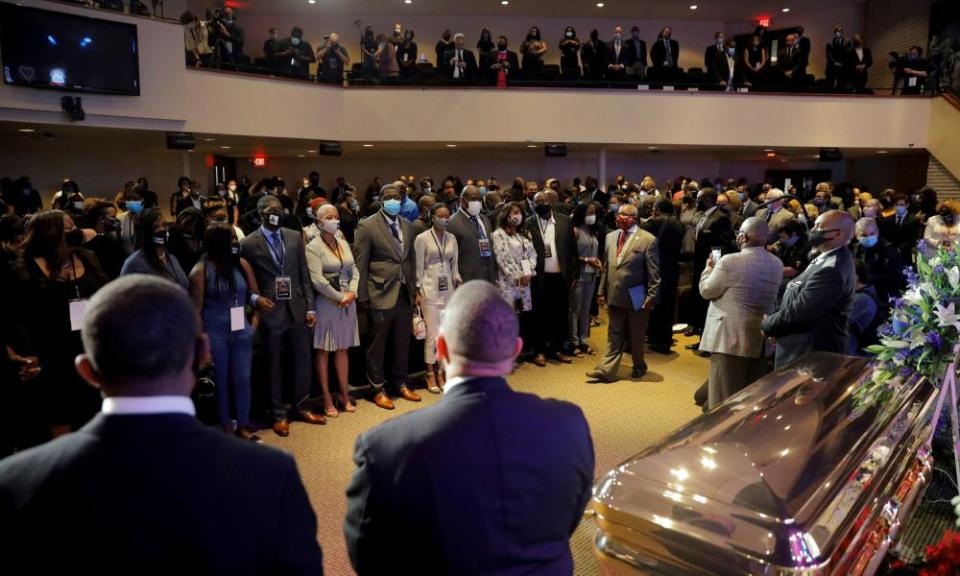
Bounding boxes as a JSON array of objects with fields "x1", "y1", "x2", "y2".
[
  {"x1": 908, "y1": 77, "x2": 918, "y2": 87},
  {"x1": 275, "y1": 276, "x2": 292, "y2": 300},
  {"x1": 230, "y1": 306, "x2": 245, "y2": 332},
  {"x1": 438, "y1": 275, "x2": 449, "y2": 292},
  {"x1": 69, "y1": 299, "x2": 88, "y2": 332},
  {"x1": 543, "y1": 243, "x2": 553, "y2": 259},
  {"x1": 521, "y1": 260, "x2": 532, "y2": 277},
  {"x1": 478, "y1": 238, "x2": 492, "y2": 257}
]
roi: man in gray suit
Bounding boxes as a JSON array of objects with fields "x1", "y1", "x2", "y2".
[
  {"x1": 761, "y1": 210, "x2": 856, "y2": 368},
  {"x1": 699, "y1": 218, "x2": 783, "y2": 409},
  {"x1": 353, "y1": 184, "x2": 419, "y2": 411},
  {"x1": 447, "y1": 185, "x2": 496, "y2": 284},
  {"x1": 240, "y1": 196, "x2": 324, "y2": 437},
  {"x1": 587, "y1": 204, "x2": 661, "y2": 383},
  {"x1": 754, "y1": 188, "x2": 796, "y2": 245}
]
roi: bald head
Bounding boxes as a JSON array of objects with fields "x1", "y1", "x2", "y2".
[
  {"x1": 739, "y1": 217, "x2": 769, "y2": 247},
  {"x1": 814, "y1": 209, "x2": 856, "y2": 250},
  {"x1": 79, "y1": 275, "x2": 202, "y2": 396},
  {"x1": 438, "y1": 281, "x2": 521, "y2": 377}
]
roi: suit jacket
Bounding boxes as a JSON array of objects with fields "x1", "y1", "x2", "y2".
[
  {"x1": 879, "y1": 212, "x2": 921, "y2": 264},
  {"x1": 825, "y1": 38, "x2": 850, "y2": 72},
  {"x1": 650, "y1": 38, "x2": 680, "y2": 69},
  {"x1": 625, "y1": 37, "x2": 648, "y2": 67},
  {"x1": 599, "y1": 227, "x2": 661, "y2": 309},
  {"x1": 777, "y1": 46, "x2": 805, "y2": 76},
  {"x1": 712, "y1": 51, "x2": 743, "y2": 86},
  {"x1": 344, "y1": 377, "x2": 594, "y2": 576},
  {"x1": 353, "y1": 211, "x2": 416, "y2": 310},
  {"x1": 761, "y1": 247, "x2": 856, "y2": 367},
  {"x1": 485, "y1": 49, "x2": 520, "y2": 74},
  {"x1": 442, "y1": 48, "x2": 479, "y2": 78},
  {"x1": 239, "y1": 227, "x2": 315, "y2": 328},
  {"x1": 641, "y1": 215, "x2": 683, "y2": 287},
  {"x1": 742, "y1": 198, "x2": 760, "y2": 218},
  {"x1": 693, "y1": 208, "x2": 735, "y2": 275},
  {"x1": 699, "y1": 246, "x2": 783, "y2": 358},
  {"x1": 0, "y1": 413, "x2": 323, "y2": 575},
  {"x1": 447, "y1": 211, "x2": 497, "y2": 284},
  {"x1": 844, "y1": 46, "x2": 873, "y2": 74},
  {"x1": 525, "y1": 211, "x2": 577, "y2": 285},
  {"x1": 797, "y1": 36, "x2": 812, "y2": 69},
  {"x1": 604, "y1": 40, "x2": 635, "y2": 68},
  {"x1": 755, "y1": 207, "x2": 796, "y2": 244},
  {"x1": 585, "y1": 187, "x2": 609, "y2": 207},
  {"x1": 705, "y1": 44, "x2": 721, "y2": 73}
]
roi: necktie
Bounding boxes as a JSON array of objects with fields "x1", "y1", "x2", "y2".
[
  {"x1": 470, "y1": 216, "x2": 486, "y2": 238},
  {"x1": 389, "y1": 220, "x2": 400, "y2": 243},
  {"x1": 617, "y1": 230, "x2": 627, "y2": 257},
  {"x1": 270, "y1": 231, "x2": 284, "y2": 268},
  {"x1": 764, "y1": 210, "x2": 773, "y2": 224}
]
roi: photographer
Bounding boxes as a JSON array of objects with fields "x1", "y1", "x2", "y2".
[
  {"x1": 891, "y1": 46, "x2": 928, "y2": 95},
  {"x1": 207, "y1": 5, "x2": 244, "y2": 70},
  {"x1": 276, "y1": 27, "x2": 316, "y2": 79},
  {"x1": 317, "y1": 33, "x2": 350, "y2": 84}
]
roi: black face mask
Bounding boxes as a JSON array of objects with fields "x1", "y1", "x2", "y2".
[
  {"x1": 808, "y1": 229, "x2": 836, "y2": 247},
  {"x1": 534, "y1": 204, "x2": 552, "y2": 218},
  {"x1": 152, "y1": 232, "x2": 167, "y2": 246},
  {"x1": 65, "y1": 228, "x2": 84, "y2": 248},
  {"x1": 696, "y1": 200, "x2": 708, "y2": 212},
  {"x1": 497, "y1": 43, "x2": 507, "y2": 50}
]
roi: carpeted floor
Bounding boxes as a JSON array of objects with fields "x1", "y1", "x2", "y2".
[{"x1": 260, "y1": 326, "x2": 709, "y2": 576}]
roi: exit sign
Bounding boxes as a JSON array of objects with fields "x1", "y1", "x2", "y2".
[
  {"x1": 252, "y1": 156, "x2": 267, "y2": 168},
  {"x1": 756, "y1": 16, "x2": 771, "y2": 28}
]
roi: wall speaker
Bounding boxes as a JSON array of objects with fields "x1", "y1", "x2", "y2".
[
  {"x1": 166, "y1": 132, "x2": 195, "y2": 150},
  {"x1": 819, "y1": 147, "x2": 842, "y2": 161},
  {"x1": 545, "y1": 143, "x2": 567, "y2": 157},
  {"x1": 319, "y1": 141, "x2": 343, "y2": 156}
]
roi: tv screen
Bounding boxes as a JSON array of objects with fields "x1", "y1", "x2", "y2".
[{"x1": 0, "y1": 3, "x2": 139, "y2": 95}]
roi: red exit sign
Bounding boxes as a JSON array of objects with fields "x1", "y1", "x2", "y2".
[
  {"x1": 755, "y1": 16, "x2": 772, "y2": 28},
  {"x1": 252, "y1": 156, "x2": 267, "y2": 168}
]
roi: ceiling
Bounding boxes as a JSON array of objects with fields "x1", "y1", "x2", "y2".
[
  {"x1": 0, "y1": 122, "x2": 922, "y2": 163},
  {"x1": 218, "y1": 0, "x2": 867, "y2": 21}
]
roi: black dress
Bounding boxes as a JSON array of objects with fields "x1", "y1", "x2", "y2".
[
  {"x1": 16, "y1": 250, "x2": 106, "y2": 429},
  {"x1": 477, "y1": 39, "x2": 495, "y2": 73},
  {"x1": 560, "y1": 39, "x2": 581, "y2": 79}
]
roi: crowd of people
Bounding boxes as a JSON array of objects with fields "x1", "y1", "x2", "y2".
[
  {"x1": 179, "y1": 5, "x2": 932, "y2": 94},
  {"x1": 0, "y1": 168, "x2": 948, "y2": 452}
]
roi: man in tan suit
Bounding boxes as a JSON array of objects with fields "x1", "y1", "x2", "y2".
[
  {"x1": 587, "y1": 204, "x2": 661, "y2": 383},
  {"x1": 699, "y1": 217, "x2": 783, "y2": 408},
  {"x1": 754, "y1": 188, "x2": 796, "y2": 245}
]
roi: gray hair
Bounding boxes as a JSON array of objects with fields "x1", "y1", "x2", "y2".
[
  {"x1": 257, "y1": 194, "x2": 281, "y2": 213},
  {"x1": 81, "y1": 275, "x2": 197, "y2": 386},
  {"x1": 316, "y1": 204, "x2": 338, "y2": 219},
  {"x1": 440, "y1": 281, "x2": 518, "y2": 364},
  {"x1": 856, "y1": 216, "x2": 879, "y2": 235}
]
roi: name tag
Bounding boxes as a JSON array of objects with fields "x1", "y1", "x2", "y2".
[
  {"x1": 69, "y1": 299, "x2": 88, "y2": 332},
  {"x1": 230, "y1": 306, "x2": 245, "y2": 332},
  {"x1": 521, "y1": 260, "x2": 532, "y2": 276},
  {"x1": 908, "y1": 76, "x2": 918, "y2": 87},
  {"x1": 275, "y1": 276, "x2": 292, "y2": 300},
  {"x1": 478, "y1": 238, "x2": 492, "y2": 257},
  {"x1": 543, "y1": 243, "x2": 553, "y2": 259},
  {"x1": 438, "y1": 274, "x2": 449, "y2": 292}
]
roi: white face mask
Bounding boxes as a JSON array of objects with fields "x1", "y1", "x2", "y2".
[
  {"x1": 321, "y1": 219, "x2": 340, "y2": 234},
  {"x1": 585, "y1": 215, "x2": 597, "y2": 226},
  {"x1": 466, "y1": 200, "x2": 482, "y2": 217}
]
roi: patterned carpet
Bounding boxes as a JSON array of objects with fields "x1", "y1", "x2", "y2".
[{"x1": 259, "y1": 325, "x2": 709, "y2": 576}]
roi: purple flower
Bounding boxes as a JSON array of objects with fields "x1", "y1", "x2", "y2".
[
  {"x1": 935, "y1": 265, "x2": 946, "y2": 275},
  {"x1": 896, "y1": 349, "x2": 911, "y2": 362},
  {"x1": 926, "y1": 331, "x2": 943, "y2": 350},
  {"x1": 900, "y1": 366, "x2": 913, "y2": 378},
  {"x1": 918, "y1": 239, "x2": 928, "y2": 254},
  {"x1": 903, "y1": 267, "x2": 920, "y2": 287}
]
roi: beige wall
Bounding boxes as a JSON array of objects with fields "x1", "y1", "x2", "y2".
[
  {"x1": 866, "y1": 0, "x2": 931, "y2": 91},
  {"x1": 927, "y1": 96, "x2": 960, "y2": 181}
]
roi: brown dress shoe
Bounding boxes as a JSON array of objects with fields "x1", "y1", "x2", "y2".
[
  {"x1": 399, "y1": 385, "x2": 421, "y2": 402},
  {"x1": 552, "y1": 353, "x2": 573, "y2": 364},
  {"x1": 373, "y1": 391, "x2": 395, "y2": 410},
  {"x1": 297, "y1": 409, "x2": 327, "y2": 425},
  {"x1": 533, "y1": 354, "x2": 547, "y2": 367},
  {"x1": 236, "y1": 427, "x2": 263, "y2": 443},
  {"x1": 272, "y1": 419, "x2": 290, "y2": 437}
]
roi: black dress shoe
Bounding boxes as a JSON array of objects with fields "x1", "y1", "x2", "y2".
[
  {"x1": 683, "y1": 327, "x2": 699, "y2": 337},
  {"x1": 684, "y1": 342, "x2": 701, "y2": 351},
  {"x1": 631, "y1": 366, "x2": 648, "y2": 379},
  {"x1": 648, "y1": 344, "x2": 672, "y2": 355}
]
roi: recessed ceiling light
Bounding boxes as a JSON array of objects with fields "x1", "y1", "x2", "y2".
[
  {"x1": 647, "y1": 146, "x2": 659, "y2": 150},
  {"x1": 526, "y1": 144, "x2": 537, "y2": 148},
  {"x1": 501, "y1": 0, "x2": 509, "y2": 4},
  {"x1": 203, "y1": 137, "x2": 216, "y2": 142},
  {"x1": 763, "y1": 148, "x2": 775, "y2": 152},
  {"x1": 689, "y1": 4, "x2": 698, "y2": 10},
  {"x1": 445, "y1": 144, "x2": 458, "y2": 148},
  {"x1": 308, "y1": 0, "x2": 316, "y2": 4},
  {"x1": 596, "y1": 2, "x2": 604, "y2": 7},
  {"x1": 307, "y1": 149, "x2": 316, "y2": 153},
  {"x1": 782, "y1": 7, "x2": 791, "y2": 13},
  {"x1": 362, "y1": 143, "x2": 375, "y2": 148},
  {"x1": 877, "y1": 150, "x2": 889, "y2": 154},
  {"x1": 404, "y1": 0, "x2": 412, "y2": 4},
  {"x1": 17, "y1": 128, "x2": 35, "y2": 133},
  {"x1": 297, "y1": 154, "x2": 305, "y2": 158},
  {"x1": 220, "y1": 145, "x2": 231, "y2": 150}
]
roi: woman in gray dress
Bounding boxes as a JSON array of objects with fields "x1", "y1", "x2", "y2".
[{"x1": 305, "y1": 204, "x2": 359, "y2": 417}]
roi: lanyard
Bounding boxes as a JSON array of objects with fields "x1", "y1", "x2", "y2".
[
  {"x1": 538, "y1": 217, "x2": 552, "y2": 242},
  {"x1": 431, "y1": 228, "x2": 447, "y2": 261},
  {"x1": 324, "y1": 236, "x2": 344, "y2": 273}
]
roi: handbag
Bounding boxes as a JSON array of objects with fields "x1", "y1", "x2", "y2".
[{"x1": 412, "y1": 306, "x2": 427, "y2": 340}]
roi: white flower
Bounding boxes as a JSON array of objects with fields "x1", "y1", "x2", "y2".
[
  {"x1": 949, "y1": 266, "x2": 960, "y2": 290},
  {"x1": 935, "y1": 302, "x2": 960, "y2": 332},
  {"x1": 931, "y1": 257, "x2": 943, "y2": 268},
  {"x1": 880, "y1": 337, "x2": 911, "y2": 349},
  {"x1": 903, "y1": 287, "x2": 925, "y2": 306}
]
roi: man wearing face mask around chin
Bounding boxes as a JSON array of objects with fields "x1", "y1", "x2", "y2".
[
  {"x1": 851, "y1": 217, "x2": 902, "y2": 305},
  {"x1": 276, "y1": 27, "x2": 315, "y2": 79},
  {"x1": 446, "y1": 186, "x2": 497, "y2": 285},
  {"x1": 353, "y1": 185, "x2": 419, "y2": 410},
  {"x1": 239, "y1": 196, "x2": 323, "y2": 436},
  {"x1": 761, "y1": 210, "x2": 857, "y2": 368},
  {"x1": 526, "y1": 191, "x2": 577, "y2": 366}
]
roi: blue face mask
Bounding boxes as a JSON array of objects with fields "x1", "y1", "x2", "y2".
[
  {"x1": 895, "y1": 205, "x2": 908, "y2": 217},
  {"x1": 478, "y1": 186, "x2": 488, "y2": 197},
  {"x1": 781, "y1": 236, "x2": 799, "y2": 248},
  {"x1": 126, "y1": 200, "x2": 143, "y2": 214},
  {"x1": 609, "y1": 203, "x2": 620, "y2": 213},
  {"x1": 859, "y1": 235, "x2": 879, "y2": 248},
  {"x1": 383, "y1": 199, "x2": 402, "y2": 216}
]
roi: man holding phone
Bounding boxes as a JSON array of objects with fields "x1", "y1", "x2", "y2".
[{"x1": 587, "y1": 204, "x2": 661, "y2": 383}]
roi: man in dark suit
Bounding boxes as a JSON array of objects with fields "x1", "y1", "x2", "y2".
[
  {"x1": 487, "y1": 35, "x2": 520, "y2": 80},
  {"x1": 344, "y1": 281, "x2": 594, "y2": 575},
  {"x1": 583, "y1": 176, "x2": 609, "y2": 207},
  {"x1": 650, "y1": 26, "x2": 680, "y2": 82},
  {"x1": 353, "y1": 184, "x2": 419, "y2": 410},
  {"x1": 762, "y1": 210, "x2": 857, "y2": 368},
  {"x1": 777, "y1": 33, "x2": 806, "y2": 89},
  {"x1": 0, "y1": 275, "x2": 324, "y2": 574},
  {"x1": 625, "y1": 26, "x2": 648, "y2": 79},
  {"x1": 526, "y1": 190, "x2": 577, "y2": 365},
  {"x1": 879, "y1": 192, "x2": 922, "y2": 265},
  {"x1": 604, "y1": 26, "x2": 635, "y2": 81},
  {"x1": 688, "y1": 188, "x2": 735, "y2": 351},
  {"x1": 712, "y1": 41, "x2": 743, "y2": 90},
  {"x1": 643, "y1": 198, "x2": 684, "y2": 354},
  {"x1": 704, "y1": 31, "x2": 725, "y2": 78},
  {"x1": 442, "y1": 33, "x2": 478, "y2": 80},
  {"x1": 825, "y1": 24, "x2": 850, "y2": 90},
  {"x1": 796, "y1": 26, "x2": 812, "y2": 75},
  {"x1": 852, "y1": 217, "x2": 903, "y2": 305},
  {"x1": 844, "y1": 34, "x2": 873, "y2": 92},
  {"x1": 240, "y1": 195, "x2": 324, "y2": 436},
  {"x1": 447, "y1": 185, "x2": 497, "y2": 284}
]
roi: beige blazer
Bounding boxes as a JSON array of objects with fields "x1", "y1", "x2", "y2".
[
  {"x1": 698, "y1": 246, "x2": 783, "y2": 358},
  {"x1": 598, "y1": 227, "x2": 661, "y2": 310}
]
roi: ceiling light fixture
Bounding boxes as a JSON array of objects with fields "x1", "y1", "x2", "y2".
[
  {"x1": 308, "y1": 0, "x2": 316, "y2": 4},
  {"x1": 220, "y1": 145, "x2": 232, "y2": 150},
  {"x1": 501, "y1": 0, "x2": 509, "y2": 4},
  {"x1": 689, "y1": 4, "x2": 698, "y2": 10},
  {"x1": 362, "y1": 144, "x2": 375, "y2": 148},
  {"x1": 647, "y1": 146, "x2": 659, "y2": 150},
  {"x1": 526, "y1": 144, "x2": 537, "y2": 148},
  {"x1": 17, "y1": 128, "x2": 35, "y2": 133},
  {"x1": 876, "y1": 150, "x2": 889, "y2": 154},
  {"x1": 307, "y1": 149, "x2": 316, "y2": 153},
  {"x1": 596, "y1": 2, "x2": 604, "y2": 7},
  {"x1": 782, "y1": 7, "x2": 790, "y2": 13},
  {"x1": 446, "y1": 144, "x2": 458, "y2": 148},
  {"x1": 203, "y1": 137, "x2": 216, "y2": 142},
  {"x1": 404, "y1": 0, "x2": 412, "y2": 4},
  {"x1": 297, "y1": 154, "x2": 305, "y2": 158}
]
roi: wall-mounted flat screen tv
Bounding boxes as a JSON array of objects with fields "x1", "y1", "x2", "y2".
[{"x1": 0, "y1": 3, "x2": 139, "y2": 95}]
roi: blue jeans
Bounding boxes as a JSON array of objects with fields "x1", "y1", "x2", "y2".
[
  {"x1": 568, "y1": 277, "x2": 596, "y2": 349},
  {"x1": 208, "y1": 328, "x2": 254, "y2": 427}
]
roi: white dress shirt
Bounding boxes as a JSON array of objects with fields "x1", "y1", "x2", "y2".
[
  {"x1": 538, "y1": 215, "x2": 560, "y2": 273},
  {"x1": 102, "y1": 396, "x2": 196, "y2": 416},
  {"x1": 443, "y1": 376, "x2": 472, "y2": 394}
]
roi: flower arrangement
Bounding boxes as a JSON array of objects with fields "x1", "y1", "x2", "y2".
[
  {"x1": 854, "y1": 240, "x2": 960, "y2": 408},
  {"x1": 888, "y1": 531, "x2": 960, "y2": 575}
]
